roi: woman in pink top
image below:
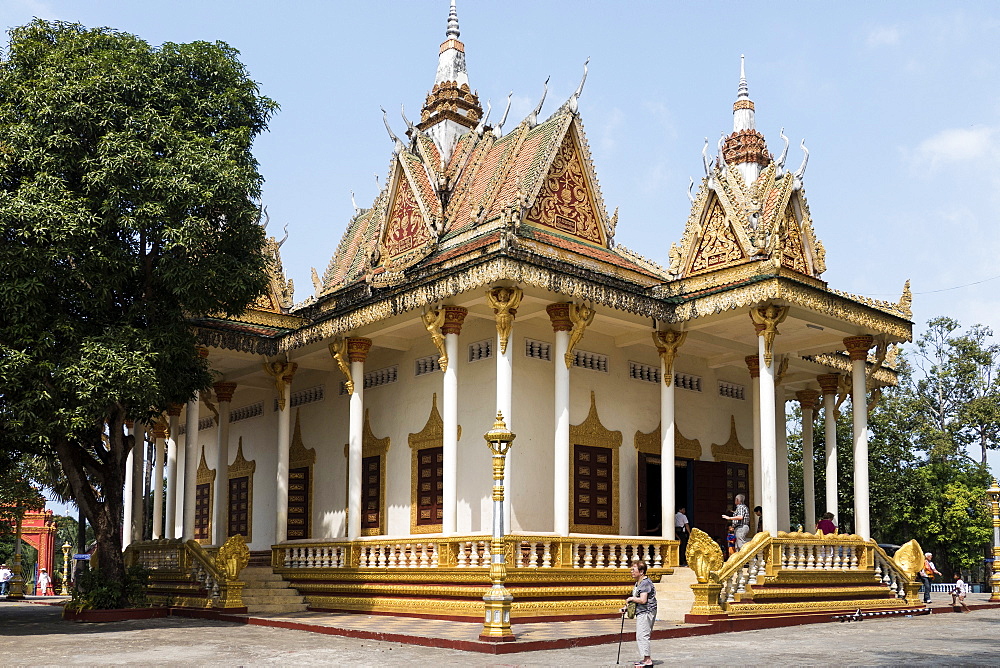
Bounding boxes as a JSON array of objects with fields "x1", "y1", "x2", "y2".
[{"x1": 816, "y1": 512, "x2": 836, "y2": 534}]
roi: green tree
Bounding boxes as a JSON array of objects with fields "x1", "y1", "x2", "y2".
[{"x1": 0, "y1": 20, "x2": 276, "y2": 604}]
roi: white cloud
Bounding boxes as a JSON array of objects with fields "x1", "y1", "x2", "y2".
[
  {"x1": 866, "y1": 26, "x2": 901, "y2": 47},
  {"x1": 914, "y1": 126, "x2": 998, "y2": 167}
]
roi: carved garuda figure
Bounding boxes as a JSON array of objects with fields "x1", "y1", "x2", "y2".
[{"x1": 686, "y1": 527, "x2": 724, "y2": 583}]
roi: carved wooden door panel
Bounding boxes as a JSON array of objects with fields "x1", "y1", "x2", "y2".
[
  {"x1": 287, "y1": 466, "x2": 310, "y2": 539},
  {"x1": 573, "y1": 444, "x2": 613, "y2": 526},
  {"x1": 692, "y1": 460, "x2": 727, "y2": 544}
]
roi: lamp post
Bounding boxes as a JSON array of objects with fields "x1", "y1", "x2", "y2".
[
  {"x1": 61, "y1": 542, "x2": 72, "y2": 596},
  {"x1": 480, "y1": 412, "x2": 516, "y2": 642},
  {"x1": 987, "y1": 478, "x2": 1000, "y2": 602}
]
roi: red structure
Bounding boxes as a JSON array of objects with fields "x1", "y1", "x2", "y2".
[{"x1": 8, "y1": 505, "x2": 57, "y2": 595}]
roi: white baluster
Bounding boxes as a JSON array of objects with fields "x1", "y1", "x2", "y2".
[
  {"x1": 542, "y1": 542, "x2": 552, "y2": 568},
  {"x1": 653, "y1": 544, "x2": 663, "y2": 569},
  {"x1": 583, "y1": 543, "x2": 593, "y2": 569},
  {"x1": 850, "y1": 547, "x2": 859, "y2": 570},
  {"x1": 457, "y1": 542, "x2": 469, "y2": 568},
  {"x1": 483, "y1": 540, "x2": 491, "y2": 566},
  {"x1": 283, "y1": 548, "x2": 291, "y2": 568},
  {"x1": 418, "y1": 543, "x2": 428, "y2": 568}
]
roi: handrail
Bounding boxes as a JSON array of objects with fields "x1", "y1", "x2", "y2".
[{"x1": 126, "y1": 535, "x2": 249, "y2": 609}]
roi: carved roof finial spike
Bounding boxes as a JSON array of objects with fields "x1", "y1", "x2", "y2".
[
  {"x1": 494, "y1": 91, "x2": 513, "y2": 138},
  {"x1": 528, "y1": 76, "x2": 550, "y2": 128},
  {"x1": 381, "y1": 106, "x2": 405, "y2": 154},
  {"x1": 738, "y1": 54, "x2": 749, "y2": 100},
  {"x1": 446, "y1": 0, "x2": 460, "y2": 40},
  {"x1": 568, "y1": 57, "x2": 590, "y2": 114}
]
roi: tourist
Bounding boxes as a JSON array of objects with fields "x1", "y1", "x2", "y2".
[
  {"x1": 753, "y1": 506, "x2": 763, "y2": 533},
  {"x1": 36, "y1": 568, "x2": 52, "y2": 596},
  {"x1": 816, "y1": 512, "x2": 837, "y2": 534},
  {"x1": 722, "y1": 494, "x2": 751, "y2": 549},
  {"x1": 950, "y1": 573, "x2": 971, "y2": 612},
  {"x1": 622, "y1": 560, "x2": 656, "y2": 667},
  {"x1": 920, "y1": 552, "x2": 941, "y2": 604},
  {"x1": 0, "y1": 563, "x2": 11, "y2": 596},
  {"x1": 674, "y1": 507, "x2": 690, "y2": 564}
]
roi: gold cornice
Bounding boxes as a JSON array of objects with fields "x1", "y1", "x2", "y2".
[
  {"x1": 230, "y1": 308, "x2": 306, "y2": 330},
  {"x1": 196, "y1": 445, "x2": 216, "y2": 485},
  {"x1": 807, "y1": 352, "x2": 898, "y2": 387},
  {"x1": 711, "y1": 416, "x2": 751, "y2": 466},
  {"x1": 284, "y1": 257, "x2": 673, "y2": 352},
  {"x1": 408, "y1": 394, "x2": 459, "y2": 535},
  {"x1": 288, "y1": 408, "x2": 317, "y2": 470},
  {"x1": 227, "y1": 437, "x2": 255, "y2": 543},
  {"x1": 569, "y1": 392, "x2": 621, "y2": 535},
  {"x1": 634, "y1": 424, "x2": 702, "y2": 460}
]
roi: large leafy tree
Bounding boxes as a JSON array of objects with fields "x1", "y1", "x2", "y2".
[{"x1": 0, "y1": 20, "x2": 276, "y2": 601}]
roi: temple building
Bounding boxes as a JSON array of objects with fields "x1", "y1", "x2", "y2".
[{"x1": 127, "y1": 2, "x2": 921, "y2": 622}]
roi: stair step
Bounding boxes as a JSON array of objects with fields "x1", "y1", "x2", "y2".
[
  {"x1": 243, "y1": 594, "x2": 307, "y2": 605},
  {"x1": 241, "y1": 580, "x2": 294, "y2": 589},
  {"x1": 247, "y1": 603, "x2": 310, "y2": 614}
]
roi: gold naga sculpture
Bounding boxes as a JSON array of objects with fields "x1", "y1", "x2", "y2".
[
  {"x1": 215, "y1": 534, "x2": 250, "y2": 582},
  {"x1": 686, "y1": 528, "x2": 724, "y2": 583},
  {"x1": 891, "y1": 539, "x2": 924, "y2": 579}
]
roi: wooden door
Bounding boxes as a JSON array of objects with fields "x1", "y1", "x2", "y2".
[{"x1": 691, "y1": 460, "x2": 728, "y2": 544}]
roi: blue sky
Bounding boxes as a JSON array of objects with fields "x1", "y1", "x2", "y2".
[{"x1": 5, "y1": 0, "x2": 999, "y2": 488}]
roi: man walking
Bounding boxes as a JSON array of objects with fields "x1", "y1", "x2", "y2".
[
  {"x1": 920, "y1": 552, "x2": 941, "y2": 604},
  {"x1": 674, "y1": 507, "x2": 690, "y2": 564},
  {"x1": 0, "y1": 564, "x2": 11, "y2": 596},
  {"x1": 722, "y1": 494, "x2": 751, "y2": 550}
]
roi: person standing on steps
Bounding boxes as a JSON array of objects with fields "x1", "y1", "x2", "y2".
[
  {"x1": 674, "y1": 507, "x2": 690, "y2": 564},
  {"x1": 722, "y1": 494, "x2": 751, "y2": 550}
]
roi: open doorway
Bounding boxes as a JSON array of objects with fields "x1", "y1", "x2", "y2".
[{"x1": 636, "y1": 454, "x2": 691, "y2": 535}]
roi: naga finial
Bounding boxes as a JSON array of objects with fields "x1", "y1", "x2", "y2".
[
  {"x1": 400, "y1": 103, "x2": 416, "y2": 137},
  {"x1": 775, "y1": 127, "x2": 789, "y2": 172},
  {"x1": 568, "y1": 57, "x2": 590, "y2": 115},
  {"x1": 687, "y1": 177, "x2": 695, "y2": 203},
  {"x1": 380, "y1": 107, "x2": 405, "y2": 154},
  {"x1": 494, "y1": 91, "x2": 513, "y2": 138},
  {"x1": 475, "y1": 99, "x2": 492, "y2": 136},
  {"x1": 351, "y1": 190, "x2": 360, "y2": 215},
  {"x1": 527, "y1": 76, "x2": 550, "y2": 128},
  {"x1": 702, "y1": 138, "x2": 711, "y2": 176},
  {"x1": 794, "y1": 139, "x2": 809, "y2": 186}
]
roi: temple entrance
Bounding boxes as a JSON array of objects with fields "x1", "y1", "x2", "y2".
[
  {"x1": 636, "y1": 454, "x2": 691, "y2": 535},
  {"x1": 691, "y1": 460, "x2": 728, "y2": 547}
]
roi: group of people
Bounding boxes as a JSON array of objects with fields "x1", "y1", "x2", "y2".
[
  {"x1": 920, "y1": 552, "x2": 971, "y2": 611},
  {"x1": 0, "y1": 564, "x2": 53, "y2": 596}
]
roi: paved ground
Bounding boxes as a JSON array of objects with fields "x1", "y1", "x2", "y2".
[{"x1": 1, "y1": 594, "x2": 998, "y2": 666}]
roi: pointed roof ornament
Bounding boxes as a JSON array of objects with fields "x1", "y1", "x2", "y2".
[
  {"x1": 775, "y1": 127, "x2": 789, "y2": 174},
  {"x1": 475, "y1": 99, "x2": 491, "y2": 136},
  {"x1": 493, "y1": 91, "x2": 513, "y2": 138},
  {"x1": 567, "y1": 57, "x2": 590, "y2": 115},
  {"x1": 446, "y1": 0, "x2": 460, "y2": 40},
  {"x1": 527, "y1": 76, "x2": 550, "y2": 128},
  {"x1": 722, "y1": 55, "x2": 770, "y2": 183},
  {"x1": 381, "y1": 107, "x2": 406, "y2": 155}
]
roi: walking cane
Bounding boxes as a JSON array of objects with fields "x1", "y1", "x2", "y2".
[{"x1": 616, "y1": 607, "x2": 626, "y2": 665}]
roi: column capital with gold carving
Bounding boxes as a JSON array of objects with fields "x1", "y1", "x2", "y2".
[
  {"x1": 346, "y1": 337, "x2": 373, "y2": 363},
  {"x1": 167, "y1": 403, "x2": 184, "y2": 417},
  {"x1": 546, "y1": 302, "x2": 573, "y2": 332},
  {"x1": 745, "y1": 355, "x2": 760, "y2": 379},
  {"x1": 795, "y1": 389, "x2": 820, "y2": 411},
  {"x1": 213, "y1": 382, "x2": 238, "y2": 404},
  {"x1": 844, "y1": 335, "x2": 875, "y2": 361},
  {"x1": 441, "y1": 306, "x2": 469, "y2": 336},
  {"x1": 817, "y1": 373, "x2": 840, "y2": 395},
  {"x1": 151, "y1": 418, "x2": 169, "y2": 440}
]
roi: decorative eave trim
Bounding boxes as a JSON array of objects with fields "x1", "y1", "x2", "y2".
[
  {"x1": 194, "y1": 326, "x2": 279, "y2": 357},
  {"x1": 280, "y1": 254, "x2": 673, "y2": 353},
  {"x1": 230, "y1": 308, "x2": 307, "y2": 330},
  {"x1": 804, "y1": 352, "x2": 899, "y2": 387},
  {"x1": 660, "y1": 273, "x2": 912, "y2": 342}
]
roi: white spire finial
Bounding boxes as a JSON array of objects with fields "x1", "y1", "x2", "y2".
[
  {"x1": 446, "y1": 0, "x2": 460, "y2": 40},
  {"x1": 737, "y1": 54, "x2": 750, "y2": 101}
]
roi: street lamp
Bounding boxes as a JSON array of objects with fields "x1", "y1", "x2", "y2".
[
  {"x1": 61, "y1": 542, "x2": 72, "y2": 596},
  {"x1": 987, "y1": 478, "x2": 1000, "y2": 603},
  {"x1": 8, "y1": 515, "x2": 25, "y2": 600},
  {"x1": 480, "y1": 412, "x2": 516, "y2": 642}
]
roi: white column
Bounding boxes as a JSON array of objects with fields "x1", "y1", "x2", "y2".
[
  {"x1": 183, "y1": 393, "x2": 200, "y2": 539},
  {"x1": 757, "y1": 337, "x2": 778, "y2": 536},
  {"x1": 776, "y1": 392, "x2": 789, "y2": 532},
  {"x1": 165, "y1": 408, "x2": 181, "y2": 539},
  {"x1": 347, "y1": 338, "x2": 371, "y2": 540},
  {"x1": 173, "y1": 410, "x2": 187, "y2": 540},
  {"x1": 123, "y1": 423, "x2": 137, "y2": 549},
  {"x1": 818, "y1": 375, "x2": 839, "y2": 520},
  {"x1": 661, "y1": 360, "x2": 676, "y2": 541},
  {"x1": 151, "y1": 423, "x2": 166, "y2": 540},
  {"x1": 797, "y1": 390, "x2": 819, "y2": 530},
  {"x1": 274, "y1": 364, "x2": 296, "y2": 544},
  {"x1": 212, "y1": 382, "x2": 236, "y2": 546},
  {"x1": 746, "y1": 356, "x2": 762, "y2": 513},
  {"x1": 441, "y1": 307, "x2": 467, "y2": 534},
  {"x1": 552, "y1": 321, "x2": 571, "y2": 537},
  {"x1": 846, "y1": 336, "x2": 874, "y2": 539},
  {"x1": 496, "y1": 323, "x2": 514, "y2": 531}
]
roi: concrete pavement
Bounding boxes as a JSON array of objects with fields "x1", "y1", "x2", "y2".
[{"x1": 1, "y1": 595, "x2": 999, "y2": 666}]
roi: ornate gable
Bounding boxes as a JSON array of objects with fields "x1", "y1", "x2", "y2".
[
  {"x1": 371, "y1": 157, "x2": 439, "y2": 284},
  {"x1": 523, "y1": 126, "x2": 607, "y2": 246},
  {"x1": 684, "y1": 196, "x2": 750, "y2": 276}
]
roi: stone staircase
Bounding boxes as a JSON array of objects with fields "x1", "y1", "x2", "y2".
[
  {"x1": 656, "y1": 566, "x2": 697, "y2": 621},
  {"x1": 239, "y1": 566, "x2": 309, "y2": 615}
]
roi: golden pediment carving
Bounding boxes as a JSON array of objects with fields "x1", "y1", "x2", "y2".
[
  {"x1": 196, "y1": 445, "x2": 216, "y2": 485},
  {"x1": 228, "y1": 437, "x2": 256, "y2": 479},
  {"x1": 634, "y1": 424, "x2": 702, "y2": 460},
  {"x1": 289, "y1": 408, "x2": 317, "y2": 470},
  {"x1": 711, "y1": 415, "x2": 751, "y2": 465}
]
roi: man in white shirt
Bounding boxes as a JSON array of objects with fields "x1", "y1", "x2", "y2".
[
  {"x1": 674, "y1": 508, "x2": 690, "y2": 564},
  {"x1": 0, "y1": 564, "x2": 12, "y2": 596}
]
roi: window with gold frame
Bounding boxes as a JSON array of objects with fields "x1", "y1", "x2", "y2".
[
  {"x1": 194, "y1": 444, "x2": 215, "y2": 544},
  {"x1": 287, "y1": 408, "x2": 316, "y2": 540},
  {"x1": 408, "y1": 394, "x2": 458, "y2": 534}
]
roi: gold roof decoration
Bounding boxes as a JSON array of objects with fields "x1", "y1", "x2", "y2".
[{"x1": 252, "y1": 207, "x2": 294, "y2": 313}]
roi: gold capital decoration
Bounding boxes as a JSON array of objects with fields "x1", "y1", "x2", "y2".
[
  {"x1": 441, "y1": 305, "x2": 469, "y2": 336},
  {"x1": 151, "y1": 416, "x2": 169, "y2": 440},
  {"x1": 652, "y1": 329, "x2": 687, "y2": 386},
  {"x1": 346, "y1": 337, "x2": 373, "y2": 363},
  {"x1": 564, "y1": 302, "x2": 595, "y2": 369},
  {"x1": 262, "y1": 360, "x2": 298, "y2": 411},
  {"x1": 487, "y1": 286, "x2": 522, "y2": 355},
  {"x1": 422, "y1": 308, "x2": 448, "y2": 372},
  {"x1": 167, "y1": 403, "x2": 184, "y2": 417},
  {"x1": 749, "y1": 303, "x2": 789, "y2": 368},
  {"x1": 213, "y1": 381, "x2": 237, "y2": 404},
  {"x1": 329, "y1": 337, "x2": 354, "y2": 395},
  {"x1": 796, "y1": 389, "x2": 820, "y2": 411},
  {"x1": 843, "y1": 334, "x2": 875, "y2": 361},
  {"x1": 816, "y1": 373, "x2": 840, "y2": 396},
  {"x1": 745, "y1": 354, "x2": 760, "y2": 379}
]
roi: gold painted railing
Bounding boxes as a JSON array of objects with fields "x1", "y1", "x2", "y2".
[
  {"x1": 686, "y1": 528, "x2": 924, "y2": 616},
  {"x1": 273, "y1": 533, "x2": 678, "y2": 571},
  {"x1": 125, "y1": 535, "x2": 249, "y2": 608}
]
